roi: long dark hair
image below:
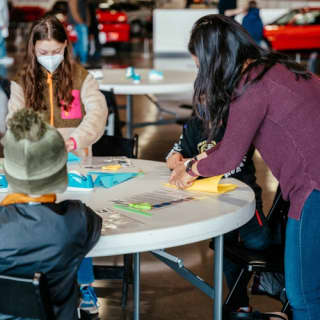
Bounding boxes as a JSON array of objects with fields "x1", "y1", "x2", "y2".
[
  {"x1": 188, "y1": 14, "x2": 311, "y2": 141},
  {"x1": 21, "y1": 15, "x2": 74, "y2": 112}
]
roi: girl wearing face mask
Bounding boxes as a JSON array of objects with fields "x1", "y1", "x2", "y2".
[
  {"x1": 7, "y1": 15, "x2": 108, "y2": 156},
  {"x1": 7, "y1": 16, "x2": 108, "y2": 315}
]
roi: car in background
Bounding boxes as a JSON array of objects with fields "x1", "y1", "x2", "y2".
[
  {"x1": 263, "y1": 7, "x2": 320, "y2": 51},
  {"x1": 97, "y1": 1, "x2": 152, "y2": 37},
  {"x1": 50, "y1": 0, "x2": 130, "y2": 46},
  {"x1": 96, "y1": 4, "x2": 130, "y2": 44}
]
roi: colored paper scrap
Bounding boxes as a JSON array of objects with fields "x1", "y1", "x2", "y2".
[
  {"x1": 88, "y1": 172, "x2": 138, "y2": 188},
  {"x1": 67, "y1": 153, "x2": 81, "y2": 163},
  {"x1": 102, "y1": 164, "x2": 122, "y2": 172},
  {"x1": 128, "y1": 202, "x2": 152, "y2": 210},
  {"x1": 113, "y1": 204, "x2": 152, "y2": 217},
  {"x1": 165, "y1": 175, "x2": 237, "y2": 194}
]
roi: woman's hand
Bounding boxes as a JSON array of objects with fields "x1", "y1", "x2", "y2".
[
  {"x1": 166, "y1": 152, "x2": 185, "y2": 170},
  {"x1": 65, "y1": 138, "x2": 76, "y2": 152},
  {"x1": 169, "y1": 162, "x2": 198, "y2": 189}
]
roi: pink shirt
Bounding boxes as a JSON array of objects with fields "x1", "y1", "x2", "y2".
[{"x1": 197, "y1": 64, "x2": 320, "y2": 220}]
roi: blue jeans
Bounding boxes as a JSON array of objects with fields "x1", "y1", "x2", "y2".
[
  {"x1": 77, "y1": 257, "x2": 95, "y2": 285},
  {"x1": 73, "y1": 24, "x2": 89, "y2": 64},
  {"x1": 285, "y1": 189, "x2": 320, "y2": 320},
  {"x1": 224, "y1": 207, "x2": 271, "y2": 309}
]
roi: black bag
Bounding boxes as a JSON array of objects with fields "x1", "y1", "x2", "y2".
[{"x1": 251, "y1": 272, "x2": 286, "y2": 303}]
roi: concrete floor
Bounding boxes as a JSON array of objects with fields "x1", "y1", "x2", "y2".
[{"x1": 6, "y1": 40, "x2": 282, "y2": 320}]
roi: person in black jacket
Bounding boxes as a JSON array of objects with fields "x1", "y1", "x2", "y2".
[
  {"x1": 0, "y1": 109, "x2": 102, "y2": 320},
  {"x1": 166, "y1": 116, "x2": 271, "y2": 315}
]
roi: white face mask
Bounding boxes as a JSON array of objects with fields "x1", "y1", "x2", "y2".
[{"x1": 37, "y1": 54, "x2": 64, "y2": 73}]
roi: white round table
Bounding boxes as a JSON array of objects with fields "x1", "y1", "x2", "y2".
[
  {"x1": 60, "y1": 158, "x2": 255, "y2": 320},
  {"x1": 96, "y1": 68, "x2": 196, "y2": 138}
]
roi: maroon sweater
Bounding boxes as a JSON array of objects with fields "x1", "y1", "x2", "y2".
[{"x1": 197, "y1": 64, "x2": 320, "y2": 220}]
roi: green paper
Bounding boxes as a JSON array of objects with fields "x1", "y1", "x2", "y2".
[
  {"x1": 113, "y1": 204, "x2": 152, "y2": 217},
  {"x1": 128, "y1": 202, "x2": 152, "y2": 210}
]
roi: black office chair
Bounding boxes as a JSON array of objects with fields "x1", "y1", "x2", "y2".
[
  {"x1": 210, "y1": 186, "x2": 291, "y2": 316},
  {"x1": 92, "y1": 133, "x2": 139, "y2": 308},
  {"x1": 0, "y1": 272, "x2": 55, "y2": 320},
  {"x1": 92, "y1": 134, "x2": 138, "y2": 159},
  {"x1": 100, "y1": 90, "x2": 125, "y2": 137}
]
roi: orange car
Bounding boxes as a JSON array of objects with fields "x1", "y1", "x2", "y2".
[{"x1": 263, "y1": 7, "x2": 320, "y2": 51}]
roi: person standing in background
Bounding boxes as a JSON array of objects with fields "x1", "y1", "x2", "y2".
[
  {"x1": 225, "y1": 1, "x2": 263, "y2": 45},
  {"x1": 68, "y1": 0, "x2": 90, "y2": 64},
  {"x1": 88, "y1": 0, "x2": 101, "y2": 62},
  {"x1": 242, "y1": 1, "x2": 263, "y2": 45},
  {"x1": 0, "y1": 0, "x2": 13, "y2": 65}
]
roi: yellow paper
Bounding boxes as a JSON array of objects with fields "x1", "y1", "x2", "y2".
[
  {"x1": 102, "y1": 164, "x2": 122, "y2": 172},
  {"x1": 165, "y1": 175, "x2": 237, "y2": 194}
]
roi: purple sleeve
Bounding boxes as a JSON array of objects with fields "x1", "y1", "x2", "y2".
[{"x1": 197, "y1": 80, "x2": 268, "y2": 177}]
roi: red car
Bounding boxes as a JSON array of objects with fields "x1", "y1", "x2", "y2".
[
  {"x1": 96, "y1": 7, "x2": 130, "y2": 44},
  {"x1": 263, "y1": 7, "x2": 320, "y2": 51}
]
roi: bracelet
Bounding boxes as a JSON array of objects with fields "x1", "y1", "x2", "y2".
[
  {"x1": 185, "y1": 158, "x2": 198, "y2": 177},
  {"x1": 69, "y1": 137, "x2": 77, "y2": 150}
]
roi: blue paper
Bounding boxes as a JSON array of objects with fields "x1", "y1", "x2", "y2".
[
  {"x1": 89, "y1": 172, "x2": 138, "y2": 188},
  {"x1": 68, "y1": 173, "x2": 94, "y2": 190},
  {"x1": 0, "y1": 175, "x2": 8, "y2": 189},
  {"x1": 68, "y1": 153, "x2": 81, "y2": 163}
]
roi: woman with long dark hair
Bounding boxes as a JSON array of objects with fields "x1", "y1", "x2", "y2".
[
  {"x1": 8, "y1": 15, "x2": 107, "y2": 156},
  {"x1": 170, "y1": 14, "x2": 320, "y2": 320}
]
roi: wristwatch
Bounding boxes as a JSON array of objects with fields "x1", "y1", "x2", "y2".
[{"x1": 184, "y1": 158, "x2": 198, "y2": 177}]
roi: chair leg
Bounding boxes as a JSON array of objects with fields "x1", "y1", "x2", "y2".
[
  {"x1": 121, "y1": 254, "x2": 133, "y2": 309},
  {"x1": 281, "y1": 298, "x2": 292, "y2": 319},
  {"x1": 224, "y1": 268, "x2": 250, "y2": 306}
]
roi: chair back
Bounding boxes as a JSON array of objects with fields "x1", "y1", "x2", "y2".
[
  {"x1": 92, "y1": 134, "x2": 139, "y2": 158},
  {"x1": 0, "y1": 273, "x2": 55, "y2": 320},
  {"x1": 266, "y1": 186, "x2": 290, "y2": 247},
  {"x1": 101, "y1": 90, "x2": 123, "y2": 137}
]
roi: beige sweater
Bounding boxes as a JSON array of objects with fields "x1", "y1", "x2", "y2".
[{"x1": 7, "y1": 73, "x2": 108, "y2": 156}]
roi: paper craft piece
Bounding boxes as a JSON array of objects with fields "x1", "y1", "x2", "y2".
[
  {"x1": 89, "y1": 172, "x2": 138, "y2": 188},
  {"x1": 67, "y1": 172, "x2": 94, "y2": 191},
  {"x1": 67, "y1": 153, "x2": 81, "y2": 163},
  {"x1": 102, "y1": 164, "x2": 122, "y2": 172},
  {"x1": 114, "y1": 204, "x2": 152, "y2": 217},
  {"x1": 165, "y1": 175, "x2": 237, "y2": 194},
  {"x1": 112, "y1": 189, "x2": 200, "y2": 213},
  {"x1": 149, "y1": 69, "x2": 164, "y2": 80},
  {"x1": 0, "y1": 174, "x2": 8, "y2": 192},
  {"x1": 129, "y1": 202, "x2": 152, "y2": 210}
]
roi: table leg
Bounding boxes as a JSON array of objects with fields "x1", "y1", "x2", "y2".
[
  {"x1": 133, "y1": 252, "x2": 140, "y2": 320},
  {"x1": 213, "y1": 235, "x2": 224, "y2": 320},
  {"x1": 126, "y1": 94, "x2": 133, "y2": 139}
]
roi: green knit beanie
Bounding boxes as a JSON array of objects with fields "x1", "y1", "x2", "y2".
[{"x1": 3, "y1": 109, "x2": 68, "y2": 194}]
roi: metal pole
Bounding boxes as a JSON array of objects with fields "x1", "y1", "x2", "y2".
[
  {"x1": 213, "y1": 235, "x2": 224, "y2": 320},
  {"x1": 133, "y1": 253, "x2": 140, "y2": 320},
  {"x1": 126, "y1": 94, "x2": 133, "y2": 138}
]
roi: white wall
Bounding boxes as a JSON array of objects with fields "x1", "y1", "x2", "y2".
[
  {"x1": 153, "y1": 8, "x2": 286, "y2": 55},
  {"x1": 153, "y1": 9, "x2": 218, "y2": 55}
]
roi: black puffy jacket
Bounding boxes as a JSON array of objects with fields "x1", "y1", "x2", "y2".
[{"x1": 0, "y1": 199, "x2": 102, "y2": 320}]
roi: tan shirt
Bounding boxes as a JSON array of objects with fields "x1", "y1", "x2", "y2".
[{"x1": 8, "y1": 71, "x2": 108, "y2": 156}]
